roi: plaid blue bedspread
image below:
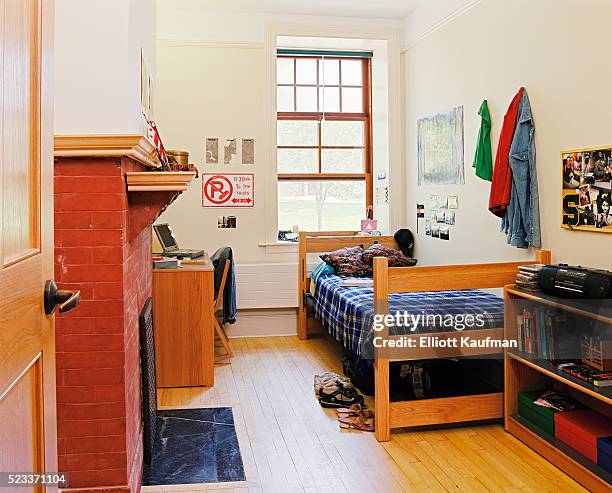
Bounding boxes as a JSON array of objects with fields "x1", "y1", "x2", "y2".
[{"x1": 312, "y1": 274, "x2": 504, "y2": 356}]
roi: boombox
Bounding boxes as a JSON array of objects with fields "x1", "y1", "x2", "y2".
[{"x1": 538, "y1": 264, "x2": 612, "y2": 298}]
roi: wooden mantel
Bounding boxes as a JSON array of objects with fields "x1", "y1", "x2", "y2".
[{"x1": 54, "y1": 134, "x2": 161, "y2": 169}]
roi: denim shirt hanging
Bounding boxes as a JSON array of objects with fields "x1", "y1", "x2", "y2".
[{"x1": 501, "y1": 89, "x2": 541, "y2": 248}]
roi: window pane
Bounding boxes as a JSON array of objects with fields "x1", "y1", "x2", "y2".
[
  {"x1": 321, "y1": 149, "x2": 364, "y2": 173},
  {"x1": 278, "y1": 180, "x2": 365, "y2": 231},
  {"x1": 341, "y1": 59, "x2": 362, "y2": 85},
  {"x1": 321, "y1": 120, "x2": 364, "y2": 146},
  {"x1": 296, "y1": 86, "x2": 318, "y2": 112},
  {"x1": 321, "y1": 87, "x2": 340, "y2": 112},
  {"x1": 296, "y1": 58, "x2": 317, "y2": 85},
  {"x1": 277, "y1": 86, "x2": 294, "y2": 111},
  {"x1": 277, "y1": 58, "x2": 294, "y2": 84},
  {"x1": 321, "y1": 59, "x2": 339, "y2": 86},
  {"x1": 341, "y1": 87, "x2": 363, "y2": 112},
  {"x1": 277, "y1": 148, "x2": 318, "y2": 173},
  {"x1": 277, "y1": 120, "x2": 318, "y2": 146}
]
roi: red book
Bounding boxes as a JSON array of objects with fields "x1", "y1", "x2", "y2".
[{"x1": 554, "y1": 410, "x2": 612, "y2": 462}]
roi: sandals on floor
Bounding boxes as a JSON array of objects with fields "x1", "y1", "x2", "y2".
[
  {"x1": 339, "y1": 413, "x2": 375, "y2": 432},
  {"x1": 335, "y1": 403, "x2": 367, "y2": 418},
  {"x1": 319, "y1": 383, "x2": 364, "y2": 408},
  {"x1": 314, "y1": 372, "x2": 352, "y2": 396}
]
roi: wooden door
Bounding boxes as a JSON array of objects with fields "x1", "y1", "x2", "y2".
[{"x1": 0, "y1": 0, "x2": 56, "y2": 487}]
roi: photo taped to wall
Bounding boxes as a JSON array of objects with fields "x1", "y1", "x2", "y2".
[
  {"x1": 206, "y1": 138, "x2": 219, "y2": 164},
  {"x1": 242, "y1": 138, "x2": 254, "y2": 165},
  {"x1": 596, "y1": 191, "x2": 612, "y2": 228},
  {"x1": 583, "y1": 148, "x2": 612, "y2": 189},
  {"x1": 224, "y1": 138, "x2": 238, "y2": 164},
  {"x1": 578, "y1": 184, "x2": 592, "y2": 207},
  {"x1": 562, "y1": 152, "x2": 582, "y2": 189}
]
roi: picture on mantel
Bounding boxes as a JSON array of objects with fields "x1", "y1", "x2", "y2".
[{"x1": 206, "y1": 138, "x2": 219, "y2": 164}]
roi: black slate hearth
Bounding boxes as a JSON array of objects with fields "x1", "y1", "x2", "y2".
[{"x1": 142, "y1": 407, "x2": 245, "y2": 485}]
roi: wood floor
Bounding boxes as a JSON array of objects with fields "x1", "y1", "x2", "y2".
[{"x1": 145, "y1": 334, "x2": 586, "y2": 493}]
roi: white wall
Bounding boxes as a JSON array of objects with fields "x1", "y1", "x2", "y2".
[
  {"x1": 54, "y1": 0, "x2": 157, "y2": 135},
  {"x1": 155, "y1": 5, "x2": 404, "y2": 269},
  {"x1": 155, "y1": 41, "x2": 270, "y2": 263},
  {"x1": 403, "y1": 0, "x2": 612, "y2": 269}
]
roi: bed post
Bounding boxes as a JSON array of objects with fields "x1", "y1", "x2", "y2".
[
  {"x1": 535, "y1": 249, "x2": 552, "y2": 265},
  {"x1": 373, "y1": 256, "x2": 391, "y2": 442},
  {"x1": 298, "y1": 232, "x2": 308, "y2": 340}
]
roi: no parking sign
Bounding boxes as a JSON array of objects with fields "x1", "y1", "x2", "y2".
[{"x1": 202, "y1": 173, "x2": 254, "y2": 208}]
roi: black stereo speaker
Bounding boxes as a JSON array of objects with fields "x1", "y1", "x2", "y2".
[{"x1": 538, "y1": 264, "x2": 612, "y2": 298}]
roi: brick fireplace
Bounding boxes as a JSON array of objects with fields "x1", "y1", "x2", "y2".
[{"x1": 53, "y1": 139, "x2": 187, "y2": 493}]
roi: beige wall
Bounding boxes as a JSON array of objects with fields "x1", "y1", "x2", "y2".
[
  {"x1": 155, "y1": 6, "x2": 403, "y2": 266},
  {"x1": 55, "y1": 0, "x2": 156, "y2": 135},
  {"x1": 403, "y1": 0, "x2": 612, "y2": 269},
  {"x1": 155, "y1": 43, "x2": 270, "y2": 263}
]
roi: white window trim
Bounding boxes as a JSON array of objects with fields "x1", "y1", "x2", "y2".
[{"x1": 262, "y1": 23, "x2": 404, "y2": 246}]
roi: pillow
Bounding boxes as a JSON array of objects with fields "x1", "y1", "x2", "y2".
[
  {"x1": 361, "y1": 244, "x2": 417, "y2": 267},
  {"x1": 320, "y1": 246, "x2": 372, "y2": 277},
  {"x1": 309, "y1": 261, "x2": 336, "y2": 296}
]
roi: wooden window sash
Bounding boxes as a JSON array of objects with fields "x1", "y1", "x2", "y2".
[{"x1": 276, "y1": 56, "x2": 373, "y2": 208}]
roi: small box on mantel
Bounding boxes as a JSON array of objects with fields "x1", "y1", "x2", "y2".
[{"x1": 554, "y1": 409, "x2": 612, "y2": 463}]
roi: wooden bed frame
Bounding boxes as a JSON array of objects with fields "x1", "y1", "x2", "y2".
[{"x1": 297, "y1": 231, "x2": 552, "y2": 442}]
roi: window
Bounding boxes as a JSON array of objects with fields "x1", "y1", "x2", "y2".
[{"x1": 276, "y1": 54, "x2": 372, "y2": 232}]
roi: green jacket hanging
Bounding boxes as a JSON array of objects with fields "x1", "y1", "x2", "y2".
[{"x1": 473, "y1": 100, "x2": 493, "y2": 181}]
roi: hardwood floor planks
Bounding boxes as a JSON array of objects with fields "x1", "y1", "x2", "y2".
[{"x1": 146, "y1": 334, "x2": 585, "y2": 493}]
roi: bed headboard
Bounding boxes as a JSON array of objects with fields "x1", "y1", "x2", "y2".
[{"x1": 297, "y1": 231, "x2": 398, "y2": 339}]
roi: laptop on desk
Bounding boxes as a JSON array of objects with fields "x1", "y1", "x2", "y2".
[{"x1": 153, "y1": 223, "x2": 205, "y2": 259}]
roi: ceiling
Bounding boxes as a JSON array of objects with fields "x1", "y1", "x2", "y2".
[{"x1": 159, "y1": 0, "x2": 422, "y2": 20}]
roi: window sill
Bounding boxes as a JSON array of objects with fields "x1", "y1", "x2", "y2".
[
  {"x1": 258, "y1": 241, "x2": 298, "y2": 247},
  {"x1": 258, "y1": 241, "x2": 298, "y2": 253}
]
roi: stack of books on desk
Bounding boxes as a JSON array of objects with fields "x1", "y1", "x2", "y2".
[
  {"x1": 153, "y1": 256, "x2": 179, "y2": 269},
  {"x1": 515, "y1": 264, "x2": 544, "y2": 291}
]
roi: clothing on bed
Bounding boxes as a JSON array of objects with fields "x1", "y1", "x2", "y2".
[
  {"x1": 312, "y1": 273, "x2": 504, "y2": 357},
  {"x1": 320, "y1": 246, "x2": 372, "y2": 277},
  {"x1": 309, "y1": 261, "x2": 335, "y2": 296}
]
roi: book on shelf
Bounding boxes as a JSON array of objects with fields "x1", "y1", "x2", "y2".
[
  {"x1": 557, "y1": 362, "x2": 612, "y2": 387},
  {"x1": 515, "y1": 306, "x2": 581, "y2": 360},
  {"x1": 532, "y1": 389, "x2": 584, "y2": 411}
]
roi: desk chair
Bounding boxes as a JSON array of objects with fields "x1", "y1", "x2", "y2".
[{"x1": 214, "y1": 259, "x2": 233, "y2": 363}]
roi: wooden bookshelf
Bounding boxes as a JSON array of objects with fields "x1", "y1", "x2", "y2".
[{"x1": 504, "y1": 286, "x2": 612, "y2": 492}]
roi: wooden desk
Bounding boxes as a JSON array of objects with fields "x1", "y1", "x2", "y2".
[{"x1": 152, "y1": 261, "x2": 215, "y2": 387}]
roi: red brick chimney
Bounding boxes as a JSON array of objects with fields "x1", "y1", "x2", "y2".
[{"x1": 53, "y1": 137, "x2": 191, "y2": 493}]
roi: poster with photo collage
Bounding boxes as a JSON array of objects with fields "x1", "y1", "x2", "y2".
[{"x1": 562, "y1": 147, "x2": 612, "y2": 233}]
